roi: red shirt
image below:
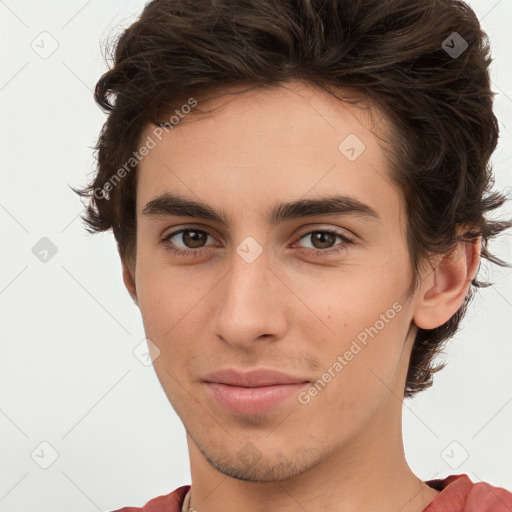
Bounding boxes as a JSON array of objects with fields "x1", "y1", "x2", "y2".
[{"x1": 111, "y1": 474, "x2": 512, "y2": 512}]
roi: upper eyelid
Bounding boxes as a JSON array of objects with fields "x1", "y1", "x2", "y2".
[
  {"x1": 162, "y1": 225, "x2": 220, "y2": 242},
  {"x1": 161, "y1": 225, "x2": 355, "y2": 245}
]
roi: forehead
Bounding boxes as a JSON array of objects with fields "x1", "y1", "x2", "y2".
[{"x1": 136, "y1": 81, "x2": 402, "y2": 228}]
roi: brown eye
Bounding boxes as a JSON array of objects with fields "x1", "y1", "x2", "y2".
[
  {"x1": 308, "y1": 232, "x2": 337, "y2": 249},
  {"x1": 161, "y1": 228, "x2": 217, "y2": 256},
  {"x1": 180, "y1": 230, "x2": 208, "y2": 248},
  {"x1": 293, "y1": 229, "x2": 355, "y2": 257}
]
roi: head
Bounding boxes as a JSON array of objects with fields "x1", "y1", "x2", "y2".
[{"x1": 76, "y1": 0, "x2": 510, "y2": 482}]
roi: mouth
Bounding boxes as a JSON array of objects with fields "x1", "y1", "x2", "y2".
[{"x1": 202, "y1": 368, "x2": 310, "y2": 415}]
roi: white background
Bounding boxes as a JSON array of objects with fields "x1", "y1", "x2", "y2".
[{"x1": 0, "y1": 1, "x2": 511, "y2": 511}]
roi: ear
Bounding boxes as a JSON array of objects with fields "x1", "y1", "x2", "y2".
[
  {"x1": 121, "y1": 258, "x2": 138, "y2": 306},
  {"x1": 413, "y1": 235, "x2": 481, "y2": 330}
]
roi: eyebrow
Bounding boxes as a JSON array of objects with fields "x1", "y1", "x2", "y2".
[{"x1": 141, "y1": 193, "x2": 380, "y2": 225}]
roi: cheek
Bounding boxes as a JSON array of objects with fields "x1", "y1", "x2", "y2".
[
  {"x1": 135, "y1": 263, "x2": 184, "y2": 368},
  {"x1": 299, "y1": 304, "x2": 410, "y2": 435},
  {"x1": 135, "y1": 246, "x2": 199, "y2": 328},
  {"x1": 134, "y1": 254, "x2": 212, "y2": 368},
  {"x1": 136, "y1": 267, "x2": 170, "y2": 331},
  {"x1": 135, "y1": 271, "x2": 192, "y2": 399},
  {"x1": 295, "y1": 251, "x2": 410, "y2": 339},
  {"x1": 297, "y1": 256, "x2": 412, "y2": 395}
]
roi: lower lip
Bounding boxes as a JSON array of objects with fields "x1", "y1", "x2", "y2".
[{"x1": 204, "y1": 382, "x2": 308, "y2": 415}]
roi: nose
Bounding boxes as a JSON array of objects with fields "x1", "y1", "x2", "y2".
[{"x1": 210, "y1": 248, "x2": 288, "y2": 350}]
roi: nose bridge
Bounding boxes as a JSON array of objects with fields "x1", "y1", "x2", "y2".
[{"x1": 211, "y1": 243, "x2": 285, "y2": 348}]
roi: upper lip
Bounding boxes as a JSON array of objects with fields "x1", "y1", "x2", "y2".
[{"x1": 202, "y1": 368, "x2": 310, "y2": 387}]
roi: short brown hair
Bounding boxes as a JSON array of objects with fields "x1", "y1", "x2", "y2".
[{"x1": 75, "y1": 0, "x2": 511, "y2": 398}]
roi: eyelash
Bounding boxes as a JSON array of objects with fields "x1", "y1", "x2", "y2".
[{"x1": 160, "y1": 227, "x2": 355, "y2": 258}]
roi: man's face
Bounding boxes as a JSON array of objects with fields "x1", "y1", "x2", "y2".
[{"x1": 131, "y1": 81, "x2": 421, "y2": 481}]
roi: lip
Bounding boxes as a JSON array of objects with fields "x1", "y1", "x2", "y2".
[
  {"x1": 202, "y1": 368, "x2": 309, "y2": 387},
  {"x1": 202, "y1": 368, "x2": 309, "y2": 415}
]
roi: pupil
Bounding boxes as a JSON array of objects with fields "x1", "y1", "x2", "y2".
[
  {"x1": 313, "y1": 232, "x2": 334, "y2": 249},
  {"x1": 184, "y1": 231, "x2": 205, "y2": 248}
]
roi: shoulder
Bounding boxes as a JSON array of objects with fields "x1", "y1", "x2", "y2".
[
  {"x1": 109, "y1": 485, "x2": 191, "y2": 512},
  {"x1": 424, "y1": 474, "x2": 512, "y2": 512}
]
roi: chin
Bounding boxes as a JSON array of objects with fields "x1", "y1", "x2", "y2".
[
  {"x1": 195, "y1": 434, "x2": 323, "y2": 482},
  {"x1": 205, "y1": 453, "x2": 308, "y2": 482}
]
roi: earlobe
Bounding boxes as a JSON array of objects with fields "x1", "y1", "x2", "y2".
[
  {"x1": 122, "y1": 260, "x2": 138, "y2": 306},
  {"x1": 413, "y1": 236, "x2": 481, "y2": 330}
]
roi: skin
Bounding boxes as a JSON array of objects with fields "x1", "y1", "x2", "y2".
[{"x1": 122, "y1": 80, "x2": 480, "y2": 512}]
